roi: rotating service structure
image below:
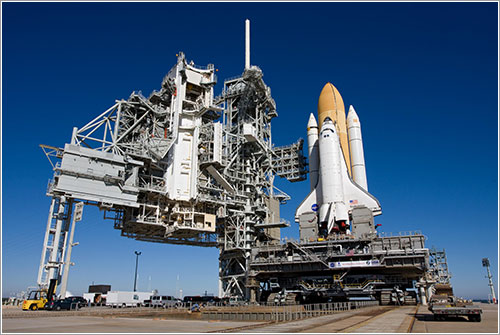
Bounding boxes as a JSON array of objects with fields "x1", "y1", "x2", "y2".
[{"x1": 37, "y1": 48, "x2": 307, "y2": 300}]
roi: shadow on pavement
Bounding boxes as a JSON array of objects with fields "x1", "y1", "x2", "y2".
[{"x1": 414, "y1": 313, "x2": 470, "y2": 322}]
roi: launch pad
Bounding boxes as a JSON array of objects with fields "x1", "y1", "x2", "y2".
[
  {"x1": 35, "y1": 20, "x2": 449, "y2": 305},
  {"x1": 250, "y1": 231, "x2": 428, "y2": 304}
]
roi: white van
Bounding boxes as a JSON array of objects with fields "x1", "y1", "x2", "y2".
[
  {"x1": 106, "y1": 291, "x2": 152, "y2": 307},
  {"x1": 151, "y1": 295, "x2": 179, "y2": 308}
]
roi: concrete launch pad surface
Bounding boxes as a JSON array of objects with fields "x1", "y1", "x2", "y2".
[
  {"x1": 2, "y1": 303, "x2": 497, "y2": 333},
  {"x1": 410, "y1": 303, "x2": 498, "y2": 333},
  {"x1": 1, "y1": 316, "x2": 262, "y2": 333},
  {"x1": 233, "y1": 306, "x2": 393, "y2": 333},
  {"x1": 299, "y1": 306, "x2": 414, "y2": 333}
]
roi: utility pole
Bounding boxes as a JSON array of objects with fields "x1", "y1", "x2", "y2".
[
  {"x1": 176, "y1": 274, "x2": 179, "y2": 298},
  {"x1": 133, "y1": 251, "x2": 141, "y2": 292},
  {"x1": 482, "y1": 258, "x2": 497, "y2": 304}
]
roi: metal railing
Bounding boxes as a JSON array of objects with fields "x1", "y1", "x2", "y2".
[
  {"x1": 378, "y1": 230, "x2": 423, "y2": 237},
  {"x1": 201, "y1": 300, "x2": 379, "y2": 322},
  {"x1": 224, "y1": 75, "x2": 243, "y2": 83},
  {"x1": 187, "y1": 63, "x2": 213, "y2": 71}
]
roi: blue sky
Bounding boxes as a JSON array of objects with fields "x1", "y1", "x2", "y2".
[{"x1": 2, "y1": 2, "x2": 498, "y2": 300}]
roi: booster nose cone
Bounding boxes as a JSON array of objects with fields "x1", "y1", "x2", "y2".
[
  {"x1": 347, "y1": 105, "x2": 359, "y2": 123},
  {"x1": 307, "y1": 113, "x2": 318, "y2": 129}
]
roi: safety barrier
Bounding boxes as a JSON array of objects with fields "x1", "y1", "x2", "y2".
[{"x1": 202, "y1": 300, "x2": 379, "y2": 321}]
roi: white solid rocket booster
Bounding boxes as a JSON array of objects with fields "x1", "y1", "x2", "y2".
[
  {"x1": 347, "y1": 105, "x2": 368, "y2": 190},
  {"x1": 318, "y1": 117, "x2": 349, "y2": 233},
  {"x1": 307, "y1": 113, "x2": 319, "y2": 191}
]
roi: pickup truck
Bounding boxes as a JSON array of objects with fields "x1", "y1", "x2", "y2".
[{"x1": 428, "y1": 295, "x2": 482, "y2": 322}]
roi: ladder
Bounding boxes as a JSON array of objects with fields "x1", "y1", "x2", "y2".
[{"x1": 37, "y1": 196, "x2": 73, "y2": 289}]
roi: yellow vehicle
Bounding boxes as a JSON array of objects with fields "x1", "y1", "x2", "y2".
[
  {"x1": 22, "y1": 280, "x2": 58, "y2": 311},
  {"x1": 22, "y1": 290, "x2": 48, "y2": 311}
]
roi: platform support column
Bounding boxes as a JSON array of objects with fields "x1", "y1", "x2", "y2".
[{"x1": 419, "y1": 286, "x2": 427, "y2": 305}]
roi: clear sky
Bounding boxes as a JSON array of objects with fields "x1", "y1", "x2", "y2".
[{"x1": 2, "y1": 2, "x2": 498, "y2": 300}]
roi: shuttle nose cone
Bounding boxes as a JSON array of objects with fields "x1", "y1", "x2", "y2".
[{"x1": 320, "y1": 117, "x2": 335, "y2": 133}]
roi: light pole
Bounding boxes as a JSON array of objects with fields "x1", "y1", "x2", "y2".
[
  {"x1": 133, "y1": 251, "x2": 142, "y2": 292},
  {"x1": 482, "y1": 258, "x2": 497, "y2": 304}
]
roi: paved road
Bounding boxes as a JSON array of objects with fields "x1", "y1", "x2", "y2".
[
  {"x1": 1, "y1": 316, "x2": 262, "y2": 333},
  {"x1": 411, "y1": 303, "x2": 498, "y2": 333},
  {"x1": 2, "y1": 306, "x2": 190, "y2": 319},
  {"x1": 243, "y1": 303, "x2": 497, "y2": 333},
  {"x1": 300, "y1": 305, "x2": 414, "y2": 333},
  {"x1": 349, "y1": 306, "x2": 415, "y2": 333},
  {"x1": 234, "y1": 306, "x2": 392, "y2": 333},
  {"x1": 1, "y1": 306, "x2": 388, "y2": 333},
  {"x1": 230, "y1": 307, "x2": 388, "y2": 333},
  {"x1": 3, "y1": 303, "x2": 497, "y2": 333}
]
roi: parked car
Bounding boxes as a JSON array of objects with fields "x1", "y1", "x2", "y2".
[
  {"x1": 143, "y1": 298, "x2": 152, "y2": 307},
  {"x1": 183, "y1": 295, "x2": 220, "y2": 307},
  {"x1": 45, "y1": 296, "x2": 87, "y2": 311}
]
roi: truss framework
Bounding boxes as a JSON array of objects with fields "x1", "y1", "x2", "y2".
[
  {"x1": 429, "y1": 247, "x2": 451, "y2": 284},
  {"x1": 37, "y1": 54, "x2": 307, "y2": 301}
]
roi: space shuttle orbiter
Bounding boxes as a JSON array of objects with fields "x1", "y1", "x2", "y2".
[{"x1": 296, "y1": 83, "x2": 381, "y2": 236}]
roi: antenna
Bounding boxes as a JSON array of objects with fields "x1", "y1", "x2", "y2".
[{"x1": 245, "y1": 19, "x2": 250, "y2": 69}]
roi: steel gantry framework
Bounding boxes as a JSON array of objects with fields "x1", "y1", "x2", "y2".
[
  {"x1": 216, "y1": 66, "x2": 306, "y2": 299},
  {"x1": 37, "y1": 51, "x2": 307, "y2": 301}
]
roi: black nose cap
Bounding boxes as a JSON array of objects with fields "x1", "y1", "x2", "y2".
[{"x1": 324, "y1": 117, "x2": 332, "y2": 122}]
